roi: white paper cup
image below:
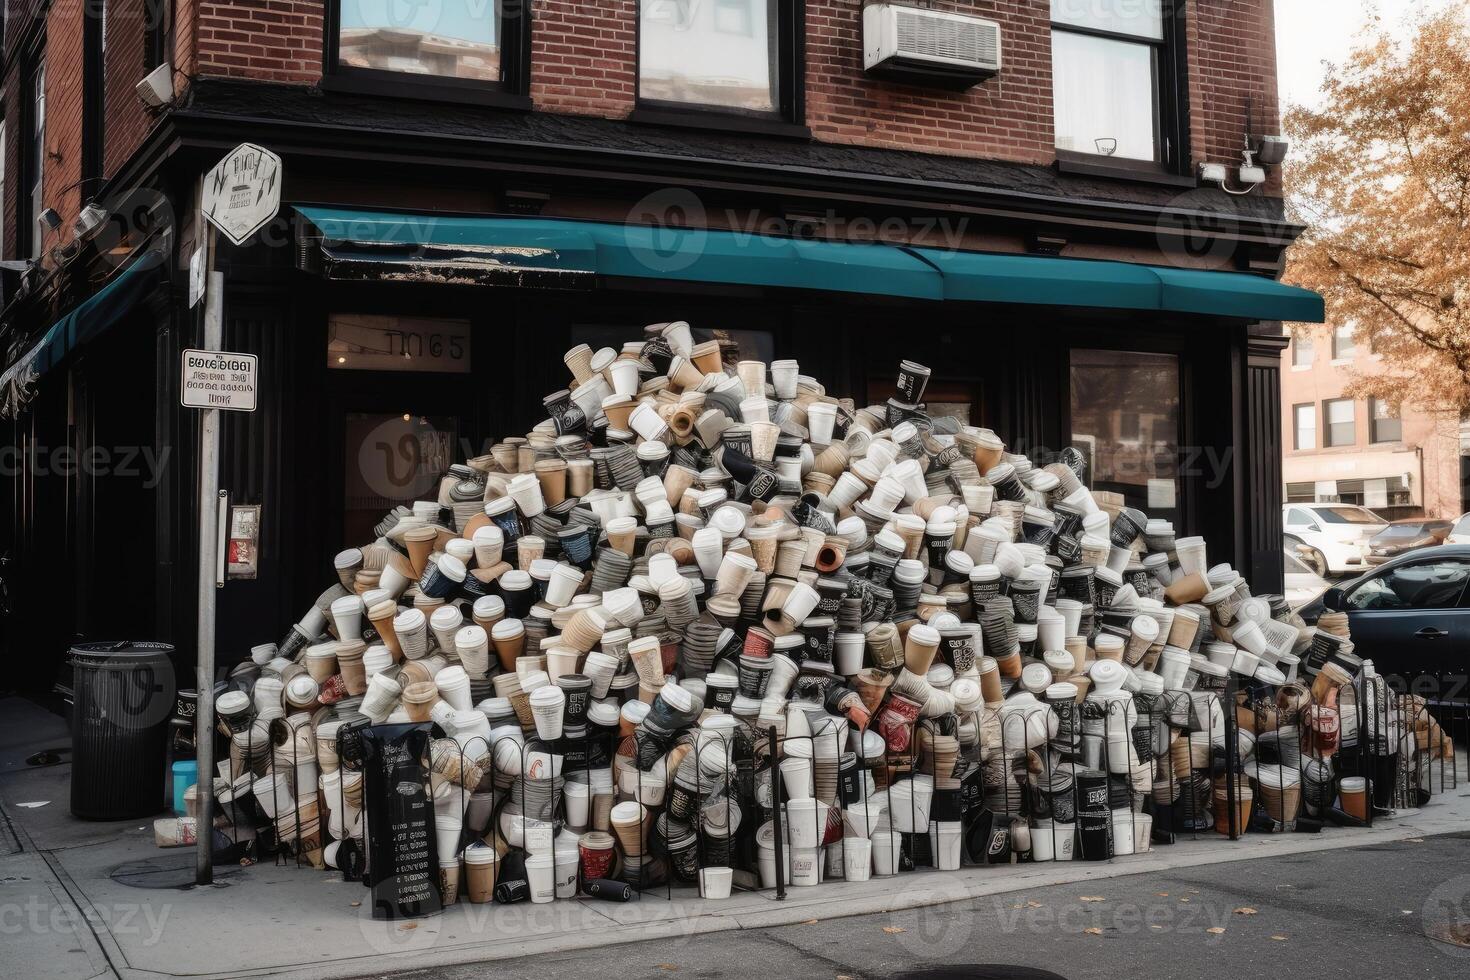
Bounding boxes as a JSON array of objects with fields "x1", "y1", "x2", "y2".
[
  {"x1": 699, "y1": 865, "x2": 734, "y2": 899},
  {"x1": 780, "y1": 757, "x2": 814, "y2": 801},
  {"x1": 841, "y1": 837, "x2": 872, "y2": 881},
  {"x1": 530, "y1": 685, "x2": 567, "y2": 740},
  {"x1": 525, "y1": 853, "x2": 556, "y2": 904},
  {"x1": 871, "y1": 830, "x2": 903, "y2": 876},
  {"x1": 436, "y1": 815, "x2": 463, "y2": 861}
]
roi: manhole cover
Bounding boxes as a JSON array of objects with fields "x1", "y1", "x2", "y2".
[{"x1": 109, "y1": 858, "x2": 238, "y2": 890}]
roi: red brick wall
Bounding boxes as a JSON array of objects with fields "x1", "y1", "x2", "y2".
[
  {"x1": 194, "y1": 0, "x2": 323, "y2": 82},
  {"x1": 3, "y1": 0, "x2": 1291, "y2": 261},
  {"x1": 806, "y1": 0, "x2": 1054, "y2": 163},
  {"x1": 530, "y1": 0, "x2": 638, "y2": 115},
  {"x1": 104, "y1": 0, "x2": 159, "y2": 179},
  {"x1": 1188, "y1": 0, "x2": 1281, "y2": 187}
]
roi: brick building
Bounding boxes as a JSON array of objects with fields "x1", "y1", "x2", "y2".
[
  {"x1": 1281, "y1": 322, "x2": 1466, "y2": 523},
  {"x1": 0, "y1": 1, "x2": 1321, "y2": 689}
]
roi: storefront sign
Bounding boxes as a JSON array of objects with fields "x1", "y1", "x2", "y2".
[
  {"x1": 181, "y1": 350, "x2": 258, "y2": 411},
  {"x1": 202, "y1": 143, "x2": 282, "y2": 246},
  {"x1": 327, "y1": 314, "x2": 471, "y2": 373}
]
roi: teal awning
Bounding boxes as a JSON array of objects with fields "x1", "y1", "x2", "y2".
[
  {"x1": 295, "y1": 206, "x2": 1324, "y2": 322},
  {"x1": 1, "y1": 252, "x2": 164, "y2": 418}
]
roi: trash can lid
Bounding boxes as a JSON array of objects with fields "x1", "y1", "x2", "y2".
[{"x1": 70, "y1": 640, "x2": 177, "y2": 669}]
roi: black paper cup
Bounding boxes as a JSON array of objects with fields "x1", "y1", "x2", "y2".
[{"x1": 895, "y1": 360, "x2": 932, "y2": 404}]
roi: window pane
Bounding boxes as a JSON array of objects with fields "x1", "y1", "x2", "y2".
[
  {"x1": 1070, "y1": 349, "x2": 1179, "y2": 524},
  {"x1": 339, "y1": 0, "x2": 501, "y2": 81},
  {"x1": 1348, "y1": 560, "x2": 1470, "y2": 611},
  {"x1": 1052, "y1": 0, "x2": 1164, "y2": 39},
  {"x1": 1332, "y1": 322, "x2": 1356, "y2": 359},
  {"x1": 1292, "y1": 334, "x2": 1312, "y2": 366},
  {"x1": 640, "y1": 0, "x2": 777, "y2": 113},
  {"x1": 1370, "y1": 398, "x2": 1401, "y2": 443},
  {"x1": 1293, "y1": 404, "x2": 1315, "y2": 450},
  {"x1": 1052, "y1": 31, "x2": 1156, "y2": 161}
]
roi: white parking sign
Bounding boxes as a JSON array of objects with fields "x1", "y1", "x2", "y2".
[{"x1": 181, "y1": 349, "x2": 258, "y2": 411}]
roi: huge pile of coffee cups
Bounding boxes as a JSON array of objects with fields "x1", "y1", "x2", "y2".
[{"x1": 205, "y1": 322, "x2": 1453, "y2": 906}]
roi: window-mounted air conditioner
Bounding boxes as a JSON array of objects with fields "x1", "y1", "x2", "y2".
[{"x1": 863, "y1": 2, "x2": 1002, "y2": 89}]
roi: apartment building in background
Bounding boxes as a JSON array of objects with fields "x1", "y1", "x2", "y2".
[{"x1": 1282, "y1": 322, "x2": 1465, "y2": 521}]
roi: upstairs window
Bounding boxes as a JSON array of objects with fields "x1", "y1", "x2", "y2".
[
  {"x1": 636, "y1": 0, "x2": 804, "y2": 129},
  {"x1": 326, "y1": 0, "x2": 531, "y2": 106},
  {"x1": 1051, "y1": 0, "x2": 1185, "y2": 170},
  {"x1": 22, "y1": 55, "x2": 46, "y2": 260}
]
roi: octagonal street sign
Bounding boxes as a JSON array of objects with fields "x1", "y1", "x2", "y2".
[{"x1": 203, "y1": 143, "x2": 282, "y2": 246}]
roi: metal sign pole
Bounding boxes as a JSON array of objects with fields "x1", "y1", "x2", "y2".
[{"x1": 195, "y1": 269, "x2": 224, "y2": 886}]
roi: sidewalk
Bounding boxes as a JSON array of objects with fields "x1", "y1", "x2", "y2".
[{"x1": 4, "y1": 694, "x2": 1468, "y2": 980}]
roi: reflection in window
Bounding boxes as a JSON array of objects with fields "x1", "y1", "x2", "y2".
[
  {"x1": 639, "y1": 0, "x2": 777, "y2": 113},
  {"x1": 338, "y1": 0, "x2": 502, "y2": 82},
  {"x1": 1347, "y1": 560, "x2": 1470, "y2": 611},
  {"x1": 1070, "y1": 349, "x2": 1180, "y2": 522}
]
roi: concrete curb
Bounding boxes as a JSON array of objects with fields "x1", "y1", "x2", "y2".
[{"x1": 83, "y1": 790, "x2": 1470, "y2": 980}]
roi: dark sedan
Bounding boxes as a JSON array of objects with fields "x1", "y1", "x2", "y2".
[
  {"x1": 1297, "y1": 544, "x2": 1470, "y2": 705},
  {"x1": 1365, "y1": 518, "x2": 1452, "y2": 565}
]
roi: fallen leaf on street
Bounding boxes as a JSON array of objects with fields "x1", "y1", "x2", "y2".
[
  {"x1": 1234, "y1": 907, "x2": 1258, "y2": 916},
  {"x1": 1206, "y1": 927, "x2": 1225, "y2": 935},
  {"x1": 1271, "y1": 935, "x2": 1289, "y2": 942},
  {"x1": 399, "y1": 923, "x2": 418, "y2": 931},
  {"x1": 800, "y1": 919, "x2": 820, "y2": 925},
  {"x1": 1084, "y1": 927, "x2": 1103, "y2": 936},
  {"x1": 882, "y1": 926, "x2": 906, "y2": 934},
  {"x1": 1026, "y1": 901, "x2": 1043, "y2": 909},
  {"x1": 1406, "y1": 837, "x2": 1424, "y2": 843},
  {"x1": 1079, "y1": 896, "x2": 1105, "y2": 902},
  {"x1": 350, "y1": 901, "x2": 361, "y2": 908},
  {"x1": 1156, "y1": 892, "x2": 1169, "y2": 897},
  {"x1": 656, "y1": 964, "x2": 679, "y2": 972},
  {"x1": 1179, "y1": 898, "x2": 1191, "y2": 903}
]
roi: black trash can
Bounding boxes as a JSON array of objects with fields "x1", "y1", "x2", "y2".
[{"x1": 70, "y1": 641, "x2": 177, "y2": 820}]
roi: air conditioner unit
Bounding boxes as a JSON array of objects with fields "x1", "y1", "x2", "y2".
[{"x1": 863, "y1": 3, "x2": 1002, "y2": 89}]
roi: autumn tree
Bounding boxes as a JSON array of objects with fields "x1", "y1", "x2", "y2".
[{"x1": 1285, "y1": 9, "x2": 1470, "y2": 415}]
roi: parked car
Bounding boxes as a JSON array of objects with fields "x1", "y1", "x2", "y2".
[
  {"x1": 1444, "y1": 512, "x2": 1470, "y2": 545},
  {"x1": 1282, "y1": 503, "x2": 1388, "y2": 577},
  {"x1": 1295, "y1": 544, "x2": 1470, "y2": 705},
  {"x1": 1366, "y1": 518, "x2": 1452, "y2": 564},
  {"x1": 1284, "y1": 550, "x2": 1331, "y2": 609}
]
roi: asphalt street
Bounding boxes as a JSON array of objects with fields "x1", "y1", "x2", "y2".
[{"x1": 362, "y1": 832, "x2": 1470, "y2": 980}]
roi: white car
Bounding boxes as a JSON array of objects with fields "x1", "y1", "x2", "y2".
[
  {"x1": 1282, "y1": 503, "x2": 1388, "y2": 577},
  {"x1": 1445, "y1": 512, "x2": 1470, "y2": 545}
]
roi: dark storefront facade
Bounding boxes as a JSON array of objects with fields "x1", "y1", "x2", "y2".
[{"x1": 0, "y1": 2, "x2": 1321, "y2": 692}]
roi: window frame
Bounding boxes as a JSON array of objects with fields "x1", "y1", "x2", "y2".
[
  {"x1": 1051, "y1": 0, "x2": 1191, "y2": 179},
  {"x1": 1323, "y1": 398, "x2": 1356, "y2": 448},
  {"x1": 19, "y1": 44, "x2": 46, "y2": 261},
  {"x1": 145, "y1": 0, "x2": 171, "y2": 72},
  {"x1": 1332, "y1": 322, "x2": 1357, "y2": 361},
  {"x1": 1292, "y1": 333, "x2": 1313, "y2": 368},
  {"x1": 1369, "y1": 397, "x2": 1401, "y2": 444},
  {"x1": 1292, "y1": 402, "x2": 1315, "y2": 451},
  {"x1": 322, "y1": 0, "x2": 533, "y2": 109},
  {"x1": 629, "y1": 0, "x2": 809, "y2": 139}
]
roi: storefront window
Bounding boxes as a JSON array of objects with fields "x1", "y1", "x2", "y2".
[
  {"x1": 1069, "y1": 349, "x2": 1180, "y2": 522},
  {"x1": 344, "y1": 413, "x2": 456, "y2": 545},
  {"x1": 638, "y1": 0, "x2": 779, "y2": 114}
]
